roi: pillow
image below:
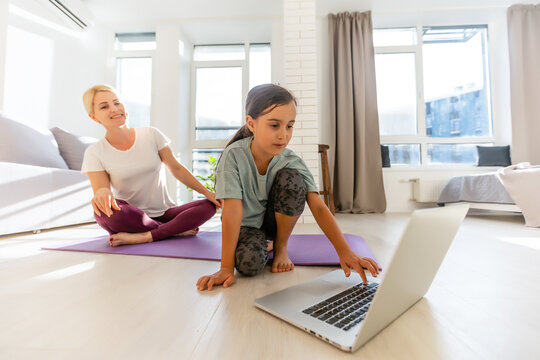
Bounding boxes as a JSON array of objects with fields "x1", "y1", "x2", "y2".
[
  {"x1": 381, "y1": 145, "x2": 391, "y2": 168},
  {"x1": 477, "y1": 145, "x2": 511, "y2": 167},
  {"x1": 50, "y1": 127, "x2": 98, "y2": 170},
  {"x1": 0, "y1": 114, "x2": 68, "y2": 169}
]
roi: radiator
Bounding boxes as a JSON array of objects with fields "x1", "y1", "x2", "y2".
[{"x1": 410, "y1": 178, "x2": 448, "y2": 203}]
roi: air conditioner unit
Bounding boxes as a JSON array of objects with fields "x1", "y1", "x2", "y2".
[{"x1": 47, "y1": 0, "x2": 93, "y2": 30}]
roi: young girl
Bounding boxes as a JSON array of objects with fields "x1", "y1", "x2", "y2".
[
  {"x1": 81, "y1": 85, "x2": 221, "y2": 247},
  {"x1": 197, "y1": 84, "x2": 379, "y2": 291}
]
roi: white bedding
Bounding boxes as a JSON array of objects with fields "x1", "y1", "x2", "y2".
[
  {"x1": 437, "y1": 172, "x2": 514, "y2": 205},
  {"x1": 497, "y1": 163, "x2": 540, "y2": 227}
]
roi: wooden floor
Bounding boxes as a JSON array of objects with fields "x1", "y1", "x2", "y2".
[{"x1": 1, "y1": 211, "x2": 539, "y2": 359}]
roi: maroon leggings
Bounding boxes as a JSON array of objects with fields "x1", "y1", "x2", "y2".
[{"x1": 94, "y1": 199, "x2": 216, "y2": 241}]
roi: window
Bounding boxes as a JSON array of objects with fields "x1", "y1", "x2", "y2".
[
  {"x1": 191, "y1": 43, "x2": 271, "y2": 198},
  {"x1": 195, "y1": 66, "x2": 243, "y2": 141},
  {"x1": 114, "y1": 33, "x2": 156, "y2": 127},
  {"x1": 374, "y1": 26, "x2": 493, "y2": 165},
  {"x1": 192, "y1": 43, "x2": 271, "y2": 144}
]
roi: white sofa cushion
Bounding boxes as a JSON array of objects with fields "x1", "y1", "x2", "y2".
[
  {"x1": 0, "y1": 114, "x2": 68, "y2": 169},
  {"x1": 50, "y1": 127, "x2": 98, "y2": 170},
  {"x1": 0, "y1": 162, "x2": 94, "y2": 235}
]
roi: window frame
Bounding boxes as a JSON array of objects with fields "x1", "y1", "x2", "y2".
[
  {"x1": 375, "y1": 25, "x2": 495, "y2": 168},
  {"x1": 190, "y1": 43, "x2": 263, "y2": 150},
  {"x1": 190, "y1": 58, "x2": 248, "y2": 149}
]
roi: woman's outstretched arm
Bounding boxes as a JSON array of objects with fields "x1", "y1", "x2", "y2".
[
  {"x1": 159, "y1": 146, "x2": 222, "y2": 208},
  {"x1": 87, "y1": 171, "x2": 121, "y2": 217}
]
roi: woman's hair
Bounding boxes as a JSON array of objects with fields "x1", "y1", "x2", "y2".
[
  {"x1": 224, "y1": 83, "x2": 297, "y2": 149},
  {"x1": 82, "y1": 84, "x2": 117, "y2": 115}
]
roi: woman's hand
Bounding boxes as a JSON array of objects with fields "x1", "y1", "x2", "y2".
[
  {"x1": 92, "y1": 187, "x2": 120, "y2": 217},
  {"x1": 204, "y1": 190, "x2": 223, "y2": 209},
  {"x1": 338, "y1": 251, "x2": 380, "y2": 284},
  {"x1": 196, "y1": 268, "x2": 235, "y2": 291}
]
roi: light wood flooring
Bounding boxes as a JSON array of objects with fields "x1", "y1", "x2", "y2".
[{"x1": 1, "y1": 211, "x2": 539, "y2": 359}]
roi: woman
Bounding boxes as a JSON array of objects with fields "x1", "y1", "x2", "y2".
[{"x1": 81, "y1": 85, "x2": 221, "y2": 246}]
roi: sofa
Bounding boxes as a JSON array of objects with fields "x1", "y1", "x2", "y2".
[{"x1": 0, "y1": 114, "x2": 96, "y2": 235}]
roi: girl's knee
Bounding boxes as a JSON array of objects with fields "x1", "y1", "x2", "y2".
[
  {"x1": 275, "y1": 168, "x2": 307, "y2": 194},
  {"x1": 276, "y1": 168, "x2": 303, "y2": 181},
  {"x1": 235, "y1": 227, "x2": 267, "y2": 276},
  {"x1": 270, "y1": 169, "x2": 307, "y2": 216},
  {"x1": 235, "y1": 255, "x2": 267, "y2": 276}
]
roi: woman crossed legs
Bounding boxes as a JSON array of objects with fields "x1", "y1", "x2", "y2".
[{"x1": 95, "y1": 199, "x2": 216, "y2": 246}]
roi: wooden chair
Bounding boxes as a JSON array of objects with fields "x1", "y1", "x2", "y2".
[{"x1": 318, "y1": 144, "x2": 335, "y2": 215}]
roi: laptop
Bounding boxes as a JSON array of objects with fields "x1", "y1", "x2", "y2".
[{"x1": 254, "y1": 205, "x2": 469, "y2": 352}]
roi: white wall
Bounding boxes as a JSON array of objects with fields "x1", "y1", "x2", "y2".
[
  {"x1": 177, "y1": 34, "x2": 194, "y2": 204},
  {"x1": 0, "y1": 0, "x2": 8, "y2": 111},
  {"x1": 1, "y1": 0, "x2": 110, "y2": 138},
  {"x1": 316, "y1": 0, "x2": 516, "y2": 211},
  {"x1": 152, "y1": 23, "x2": 183, "y2": 201},
  {"x1": 283, "y1": 0, "x2": 320, "y2": 223},
  {"x1": 271, "y1": 21, "x2": 285, "y2": 85}
]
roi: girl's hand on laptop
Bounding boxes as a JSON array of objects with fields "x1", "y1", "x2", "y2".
[
  {"x1": 197, "y1": 268, "x2": 235, "y2": 291},
  {"x1": 339, "y1": 252, "x2": 380, "y2": 284}
]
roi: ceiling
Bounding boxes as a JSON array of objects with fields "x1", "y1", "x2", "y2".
[
  {"x1": 82, "y1": 0, "x2": 282, "y2": 44},
  {"x1": 83, "y1": 0, "x2": 535, "y2": 23},
  {"x1": 82, "y1": 0, "x2": 281, "y2": 23},
  {"x1": 80, "y1": 0, "x2": 537, "y2": 43}
]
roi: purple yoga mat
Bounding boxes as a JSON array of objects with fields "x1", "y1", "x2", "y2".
[{"x1": 43, "y1": 232, "x2": 377, "y2": 266}]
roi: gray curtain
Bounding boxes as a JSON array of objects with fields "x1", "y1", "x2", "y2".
[
  {"x1": 508, "y1": 5, "x2": 540, "y2": 164},
  {"x1": 328, "y1": 11, "x2": 386, "y2": 213}
]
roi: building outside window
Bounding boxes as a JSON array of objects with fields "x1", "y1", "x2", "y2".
[
  {"x1": 191, "y1": 43, "x2": 271, "y2": 198},
  {"x1": 374, "y1": 25, "x2": 493, "y2": 165},
  {"x1": 114, "y1": 33, "x2": 155, "y2": 128}
]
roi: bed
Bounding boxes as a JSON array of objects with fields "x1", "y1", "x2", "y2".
[
  {"x1": 438, "y1": 164, "x2": 540, "y2": 227},
  {"x1": 437, "y1": 172, "x2": 520, "y2": 212}
]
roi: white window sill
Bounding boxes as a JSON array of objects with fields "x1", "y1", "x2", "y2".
[{"x1": 382, "y1": 165, "x2": 504, "y2": 172}]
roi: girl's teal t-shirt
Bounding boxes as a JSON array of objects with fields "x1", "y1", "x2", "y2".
[{"x1": 215, "y1": 137, "x2": 318, "y2": 228}]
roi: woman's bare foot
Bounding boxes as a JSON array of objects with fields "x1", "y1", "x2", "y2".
[
  {"x1": 174, "y1": 228, "x2": 199, "y2": 237},
  {"x1": 109, "y1": 231, "x2": 152, "y2": 247},
  {"x1": 267, "y1": 240, "x2": 273, "y2": 252},
  {"x1": 271, "y1": 249, "x2": 294, "y2": 273}
]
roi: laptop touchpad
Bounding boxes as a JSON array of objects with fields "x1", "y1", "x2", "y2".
[{"x1": 297, "y1": 279, "x2": 344, "y2": 296}]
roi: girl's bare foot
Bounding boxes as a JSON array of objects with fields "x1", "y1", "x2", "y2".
[
  {"x1": 174, "y1": 228, "x2": 199, "y2": 237},
  {"x1": 271, "y1": 249, "x2": 294, "y2": 273},
  {"x1": 267, "y1": 240, "x2": 273, "y2": 252},
  {"x1": 109, "y1": 231, "x2": 152, "y2": 247}
]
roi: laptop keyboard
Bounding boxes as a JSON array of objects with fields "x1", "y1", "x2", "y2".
[{"x1": 301, "y1": 282, "x2": 379, "y2": 331}]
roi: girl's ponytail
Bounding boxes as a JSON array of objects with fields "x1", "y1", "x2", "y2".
[{"x1": 223, "y1": 124, "x2": 253, "y2": 149}]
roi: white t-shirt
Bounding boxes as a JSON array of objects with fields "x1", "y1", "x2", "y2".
[{"x1": 81, "y1": 127, "x2": 175, "y2": 217}]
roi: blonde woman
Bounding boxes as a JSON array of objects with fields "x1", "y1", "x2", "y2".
[{"x1": 81, "y1": 85, "x2": 221, "y2": 246}]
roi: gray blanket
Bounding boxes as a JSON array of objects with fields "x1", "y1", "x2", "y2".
[{"x1": 437, "y1": 173, "x2": 515, "y2": 204}]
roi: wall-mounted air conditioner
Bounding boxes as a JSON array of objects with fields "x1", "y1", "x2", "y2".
[{"x1": 47, "y1": 0, "x2": 93, "y2": 30}]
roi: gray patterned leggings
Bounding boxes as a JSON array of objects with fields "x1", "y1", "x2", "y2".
[{"x1": 235, "y1": 168, "x2": 307, "y2": 276}]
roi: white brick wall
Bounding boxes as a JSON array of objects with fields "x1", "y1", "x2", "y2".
[{"x1": 283, "y1": 0, "x2": 319, "y2": 224}]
